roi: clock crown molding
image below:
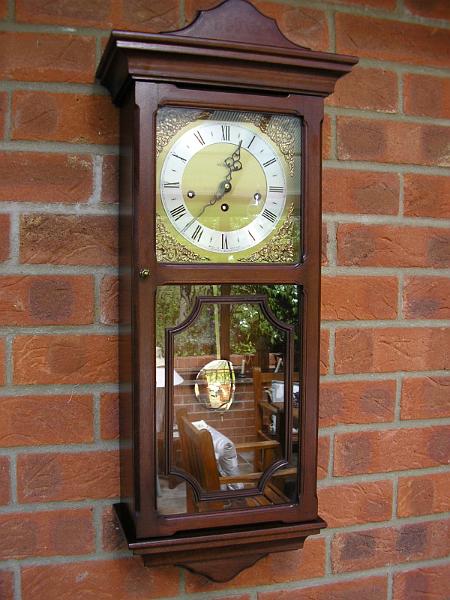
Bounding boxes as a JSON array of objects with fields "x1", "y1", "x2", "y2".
[{"x1": 97, "y1": 0, "x2": 358, "y2": 104}]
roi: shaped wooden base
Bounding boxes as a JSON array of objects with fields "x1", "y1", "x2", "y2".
[{"x1": 115, "y1": 503, "x2": 326, "y2": 582}]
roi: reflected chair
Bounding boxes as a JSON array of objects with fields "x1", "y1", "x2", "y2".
[
  {"x1": 176, "y1": 409, "x2": 288, "y2": 511},
  {"x1": 252, "y1": 367, "x2": 300, "y2": 471}
]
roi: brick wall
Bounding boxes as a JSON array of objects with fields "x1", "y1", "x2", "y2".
[{"x1": 0, "y1": 0, "x2": 449, "y2": 599}]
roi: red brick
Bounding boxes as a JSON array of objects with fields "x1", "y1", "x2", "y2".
[
  {"x1": 100, "y1": 276, "x2": 118, "y2": 324},
  {"x1": 337, "y1": 117, "x2": 450, "y2": 167},
  {"x1": 16, "y1": 0, "x2": 112, "y2": 27},
  {"x1": 319, "y1": 380, "x2": 396, "y2": 427},
  {"x1": 255, "y1": 3, "x2": 328, "y2": 51},
  {"x1": 322, "y1": 276, "x2": 398, "y2": 320},
  {"x1": 335, "y1": 327, "x2": 450, "y2": 374},
  {"x1": 114, "y1": 0, "x2": 179, "y2": 33},
  {"x1": 393, "y1": 563, "x2": 450, "y2": 600},
  {"x1": 404, "y1": 0, "x2": 450, "y2": 20},
  {"x1": 0, "y1": 32, "x2": 95, "y2": 83},
  {"x1": 0, "y1": 457, "x2": 10, "y2": 505},
  {"x1": 318, "y1": 435, "x2": 329, "y2": 480},
  {"x1": 0, "y1": 214, "x2": 9, "y2": 261},
  {"x1": 259, "y1": 576, "x2": 388, "y2": 600},
  {"x1": 319, "y1": 480, "x2": 393, "y2": 527},
  {"x1": 0, "y1": 571, "x2": 14, "y2": 600},
  {"x1": 0, "y1": 92, "x2": 7, "y2": 138},
  {"x1": 334, "y1": 425, "x2": 450, "y2": 476},
  {"x1": 323, "y1": 169, "x2": 399, "y2": 215},
  {"x1": 398, "y1": 472, "x2": 450, "y2": 518},
  {"x1": 101, "y1": 155, "x2": 118, "y2": 203},
  {"x1": 0, "y1": 509, "x2": 94, "y2": 559},
  {"x1": 328, "y1": 67, "x2": 397, "y2": 112},
  {"x1": 332, "y1": 519, "x2": 450, "y2": 573},
  {"x1": 336, "y1": 13, "x2": 450, "y2": 68},
  {"x1": 320, "y1": 329, "x2": 329, "y2": 375},
  {"x1": 404, "y1": 73, "x2": 450, "y2": 119},
  {"x1": 0, "y1": 395, "x2": 93, "y2": 447},
  {"x1": 22, "y1": 559, "x2": 180, "y2": 600},
  {"x1": 322, "y1": 113, "x2": 331, "y2": 160},
  {"x1": 20, "y1": 215, "x2": 117, "y2": 266},
  {"x1": 100, "y1": 392, "x2": 119, "y2": 440},
  {"x1": 102, "y1": 506, "x2": 126, "y2": 552},
  {"x1": 0, "y1": 275, "x2": 94, "y2": 325},
  {"x1": 0, "y1": 152, "x2": 93, "y2": 203},
  {"x1": 0, "y1": 0, "x2": 7, "y2": 19},
  {"x1": 0, "y1": 339, "x2": 5, "y2": 385},
  {"x1": 404, "y1": 173, "x2": 450, "y2": 219},
  {"x1": 337, "y1": 224, "x2": 450, "y2": 268},
  {"x1": 403, "y1": 276, "x2": 450, "y2": 319},
  {"x1": 13, "y1": 334, "x2": 118, "y2": 385},
  {"x1": 185, "y1": 537, "x2": 325, "y2": 591},
  {"x1": 12, "y1": 91, "x2": 118, "y2": 145},
  {"x1": 17, "y1": 450, "x2": 119, "y2": 503},
  {"x1": 401, "y1": 376, "x2": 450, "y2": 420}
]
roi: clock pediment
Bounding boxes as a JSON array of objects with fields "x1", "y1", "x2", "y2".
[{"x1": 172, "y1": 0, "x2": 304, "y2": 51}]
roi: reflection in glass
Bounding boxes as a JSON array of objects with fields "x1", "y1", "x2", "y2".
[
  {"x1": 155, "y1": 285, "x2": 301, "y2": 515},
  {"x1": 195, "y1": 359, "x2": 235, "y2": 411}
]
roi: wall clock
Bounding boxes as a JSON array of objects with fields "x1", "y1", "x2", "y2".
[{"x1": 97, "y1": 0, "x2": 357, "y2": 582}]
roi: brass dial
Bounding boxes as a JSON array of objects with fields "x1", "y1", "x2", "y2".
[{"x1": 156, "y1": 109, "x2": 301, "y2": 263}]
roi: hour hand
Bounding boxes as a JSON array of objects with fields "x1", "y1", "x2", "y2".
[{"x1": 181, "y1": 178, "x2": 231, "y2": 233}]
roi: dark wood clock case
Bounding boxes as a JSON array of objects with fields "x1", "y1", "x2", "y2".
[{"x1": 97, "y1": 0, "x2": 357, "y2": 582}]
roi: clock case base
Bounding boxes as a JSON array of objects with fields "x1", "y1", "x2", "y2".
[{"x1": 115, "y1": 503, "x2": 326, "y2": 582}]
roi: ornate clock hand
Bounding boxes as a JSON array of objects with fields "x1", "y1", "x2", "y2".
[
  {"x1": 182, "y1": 142, "x2": 243, "y2": 233},
  {"x1": 182, "y1": 178, "x2": 231, "y2": 233}
]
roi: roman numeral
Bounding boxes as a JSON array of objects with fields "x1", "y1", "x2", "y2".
[
  {"x1": 169, "y1": 205, "x2": 187, "y2": 221},
  {"x1": 247, "y1": 135, "x2": 255, "y2": 149},
  {"x1": 248, "y1": 230, "x2": 255, "y2": 241},
  {"x1": 192, "y1": 225, "x2": 203, "y2": 242},
  {"x1": 171, "y1": 153, "x2": 186, "y2": 162},
  {"x1": 163, "y1": 182, "x2": 180, "y2": 188},
  {"x1": 263, "y1": 158, "x2": 276, "y2": 168},
  {"x1": 193, "y1": 130, "x2": 205, "y2": 146},
  {"x1": 269, "y1": 186, "x2": 284, "y2": 193},
  {"x1": 262, "y1": 209, "x2": 277, "y2": 223},
  {"x1": 221, "y1": 125, "x2": 230, "y2": 141},
  {"x1": 221, "y1": 234, "x2": 228, "y2": 250}
]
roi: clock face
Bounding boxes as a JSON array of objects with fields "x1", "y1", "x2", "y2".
[{"x1": 156, "y1": 108, "x2": 301, "y2": 263}]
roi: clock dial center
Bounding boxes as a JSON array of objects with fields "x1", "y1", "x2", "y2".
[{"x1": 180, "y1": 140, "x2": 269, "y2": 233}]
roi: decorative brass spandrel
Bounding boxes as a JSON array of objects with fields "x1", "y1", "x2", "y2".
[{"x1": 239, "y1": 204, "x2": 297, "y2": 263}]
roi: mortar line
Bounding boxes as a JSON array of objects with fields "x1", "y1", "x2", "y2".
[
  {"x1": 0, "y1": 81, "x2": 108, "y2": 94},
  {"x1": 4, "y1": 334, "x2": 13, "y2": 386},
  {"x1": 325, "y1": 105, "x2": 450, "y2": 125},
  {"x1": 394, "y1": 374, "x2": 403, "y2": 423},
  {"x1": 93, "y1": 390, "x2": 101, "y2": 442},
  {"x1": 92, "y1": 503, "x2": 103, "y2": 554}
]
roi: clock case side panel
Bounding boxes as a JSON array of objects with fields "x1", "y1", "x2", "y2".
[
  {"x1": 117, "y1": 91, "x2": 136, "y2": 527},
  {"x1": 116, "y1": 86, "x2": 159, "y2": 539}
]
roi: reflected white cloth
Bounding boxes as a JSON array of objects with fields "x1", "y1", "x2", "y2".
[
  {"x1": 156, "y1": 367, "x2": 183, "y2": 388},
  {"x1": 192, "y1": 420, "x2": 243, "y2": 490}
]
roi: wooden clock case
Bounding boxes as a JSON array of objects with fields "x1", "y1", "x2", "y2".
[{"x1": 97, "y1": 0, "x2": 357, "y2": 582}]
